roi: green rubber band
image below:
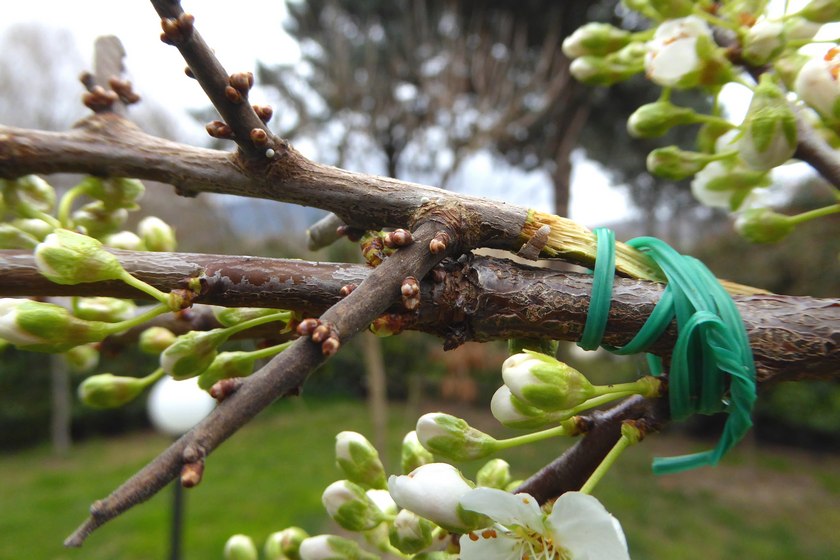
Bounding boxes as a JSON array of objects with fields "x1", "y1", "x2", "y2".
[
  {"x1": 579, "y1": 232, "x2": 756, "y2": 475},
  {"x1": 578, "y1": 228, "x2": 616, "y2": 351}
]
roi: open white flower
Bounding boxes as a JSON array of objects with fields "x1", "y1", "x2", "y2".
[
  {"x1": 645, "y1": 16, "x2": 712, "y2": 88},
  {"x1": 794, "y1": 46, "x2": 840, "y2": 122},
  {"x1": 459, "y1": 488, "x2": 629, "y2": 560}
]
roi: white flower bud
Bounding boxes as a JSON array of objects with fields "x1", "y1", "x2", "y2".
[
  {"x1": 2, "y1": 175, "x2": 55, "y2": 214},
  {"x1": 197, "y1": 351, "x2": 257, "y2": 390},
  {"x1": 627, "y1": 100, "x2": 702, "y2": 138},
  {"x1": 691, "y1": 160, "x2": 771, "y2": 210},
  {"x1": 737, "y1": 75, "x2": 797, "y2": 171},
  {"x1": 138, "y1": 216, "x2": 176, "y2": 252},
  {"x1": 0, "y1": 298, "x2": 107, "y2": 351},
  {"x1": 322, "y1": 480, "x2": 388, "y2": 532},
  {"x1": 735, "y1": 208, "x2": 795, "y2": 243},
  {"x1": 0, "y1": 223, "x2": 39, "y2": 249},
  {"x1": 224, "y1": 534, "x2": 258, "y2": 560},
  {"x1": 64, "y1": 344, "x2": 100, "y2": 373},
  {"x1": 78, "y1": 373, "x2": 147, "y2": 408},
  {"x1": 799, "y1": 0, "x2": 840, "y2": 23},
  {"x1": 742, "y1": 20, "x2": 786, "y2": 66},
  {"x1": 794, "y1": 47, "x2": 840, "y2": 123},
  {"x1": 400, "y1": 430, "x2": 434, "y2": 474},
  {"x1": 562, "y1": 23, "x2": 631, "y2": 58},
  {"x1": 415, "y1": 412, "x2": 499, "y2": 462},
  {"x1": 388, "y1": 463, "x2": 484, "y2": 533},
  {"x1": 490, "y1": 385, "x2": 554, "y2": 429},
  {"x1": 299, "y1": 535, "x2": 378, "y2": 560},
  {"x1": 335, "y1": 431, "x2": 387, "y2": 490},
  {"x1": 139, "y1": 326, "x2": 177, "y2": 354},
  {"x1": 74, "y1": 297, "x2": 136, "y2": 323},
  {"x1": 35, "y1": 229, "x2": 126, "y2": 285},
  {"x1": 388, "y1": 509, "x2": 434, "y2": 554},
  {"x1": 103, "y1": 230, "x2": 144, "y2": 250},
  {"x1": 476, "y1": 458, "x2": 512, "y2": 490},
  {"x1": 264, "y1": 527, "x2": 309, "y2": 560},
  {"x1": 12, "y1": 218, "x2": 53, "y2": 241},
  {"x1": 502, "y1": 351, "x2": 596, "y2": 411},
  {"x1": 71, "y1": 202, "x2": 128, "y2": 239}
]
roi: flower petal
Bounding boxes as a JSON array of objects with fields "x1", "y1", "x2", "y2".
[
  {"x1": 460, "y1": 488, "x2": 543, "y2": 533},
  {"x1": 459, "y1": 530, "x2": 522, "y2": 560},
  {"x1": 546, "y1": 492, "x2": 629, "y2": 560}
]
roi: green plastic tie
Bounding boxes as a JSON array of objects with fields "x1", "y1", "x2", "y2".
[{"x1": 578, "y1": 232, "x2": 757, "y2": 474}]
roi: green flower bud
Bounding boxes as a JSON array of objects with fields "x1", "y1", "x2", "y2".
[
  {"x1": 415, "y1": 412, "x2": 499, "y2": 462},
  {"x1": 12, "y1": 218, "x2": 53, "y2": 241},
  {"x1": 400, "y1": 430, "x2": 434, "y2": 474},
  {"x1": 213, "y1": 306, "x2": 291, "y2": 328},
  {"x1": 73, "y1": 176, "x2": 145, "y2": 210},
  {"x1": 265, "y1": 527, "x2": 309, "y2": 560},
  {"x1": 224, "y1": 534, "x2": 258, "y2": 560},
  {"x1": 649, "y1": 0, "x2": 693, "y2": 18},
  {"x1": 0, "y1": 298, "x2": 108, "y2": 351},
  {"x1": 691, "y1": 161, "x2": 771, "y2": 210},
  {"x1": 322, "y1": 480, "x2": 388, "y2": 532},
  {"x1": 476, "y1": 458, "x2": 512, "y2": 490},
  {"x1": 627, "y1": 101, "x2": 703, "y2": 138},
  {"x1": 299, "y1": 535, "x2": 379, "y2": 560},
  {"x1": 783, "y1": 17, "x2": 823, "y2": 41},
  {"x1": 64, "y1": 344, "x2": 100, "y2": 373},
  {"x1": 0, "y1": 223, "x2": 39, "y2": 249},
  {"x1": 774, "y1": 52, "x2": 810, "y2": 92},
  {"x1": 570, "y1": 43, "x2": 646, "y2": 86},
  {"x1": 71, "y1": 201, "x2": 128, "y2": 239},
  {"x1": 490, "y1": 385, "x2": 556, "y2": 429},
  {"x1": 74, "y1": 297, "x2": 136, "y2": 323},
  {"x1": 3, "y1": 175, "x2": 55, "y2": 215},
  {"x1": 742, "y1": 21, "x2": 786, "y2": 66},
  {"x1": 735, "y1": 208, "x2": 795, "y2": 243},
  {"x1": 646, "y1": 146, "x2": 718, "y2": 180},
  {"x1": 77, "y1": 373, "x2": 147, "y2": 408},
  {"x1": 562, "y1": 23, "x2": 631, "y2": 58},
  {"x1": 388, "y1": 509, "x2": 434, "y2": 554},
  {"x1": 501, "y1": 351, "x2": 596, "y2": 412},
  {"x1": 160, "y1": 328, "x2": 230, "y2": 380},
  {"x1": 737, "y1": 74, "x2": 797, "y2": 171},
  {"x1": 139, "y1": 326, "x2": 177, "y2": 354},
  {"x1": 138, "y1": 216, "x2": 176, "y2": 252},
  {"x1": 35, "y1": 229, "x2": 126, "y2": 285},
  {"x1": 197, "y1": 351, "x2": 257, "y2": 390},
  {"x1": 799, "y1": 0, "x2": 840, "y2": 23},
  {"x1": 696, "y1": 120, "x2": 736, "y2": 154},
  {"x1": 103, "y1": 231, "x2": 143, "y2": 250},
  {"x1": 335, "y1": 431, "x2": 387, "y2": 490}
]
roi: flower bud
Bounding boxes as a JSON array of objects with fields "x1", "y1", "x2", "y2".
[
  {"x1": 224, "y1": 534, "x2": 258, "y2": 560},
  {"x1": 502, "y1": 351, "x2": 596, "y2": 411},
  {"x1": 794, "y1": 47, "x2": 840, "y2": 123},
  {"x1": 735, "y1": 208, "x2": 795, "y2": 243},
  {"x1": 2, "y1": 175, "x2": 55, "y2": 215},
  {"x1": 335, "y1": 431, "x2": 387, "y2": 490},
  {"x1": 562, "y1": 23, "x2": 631, "y2": 58},
  {"x1": 388, "y1": 509, "x2": 434, "y2": 554},
  {"x1": 696, "y1": 121, "x2": 737, "y2": 154},
  {"x1": 138, "y1": 216, "x2": 176, "y2": 252},
  {"x1": 139, "y1": 326, "x2": 177, "y2": 354},
  {"x1": 691, "y1": 161, "x2": 771, "y2": 210},
  {"x1": 64, "y1": 344, "x2": 100, "y2": 373},
  {"x1": 799, "y1": 0, "x2": 840, "y2": 23},
  {"x1": 213, "y1": 306, "x2": 290, "y2": 328},
  {"x1": 476, "y1": 459, "x2": 512, "y2": 490},
  {"x1": 71, "y1": 201, "x2": 128, "y2": 239},
  {"x1": 569, "y1": 43, "x2": 646, "y2": 86},
  {"x1": 400, "y1": 430, "x2": 434, "y2": 474},
  {"x1": 264, "y1": 527, "x2": 309, "y2": 560},
  {"x1": 627, "y1": 101, "x2": 702, "y2": 138},
  {"x1": 12, "y1": 218, "x2": 53, "y2": 241},
  {"x1": 490, "y1": 385, "x2": 555, "y2": 429},
  {"x1": 35, "y1": 229, "x2": 126, "y2": 285},
  {"x1": 103, "y1": 231, "x2": 144, "y2": 250},
  {"x1": 299, "y1": 535, "x2": 379, "y2": 560},
  {"x1": 0, "y1": 298, "x2": 107, "y2": 351},
  {"x1": 160, "y1": 328, "x2": 229, "y2": 380},
  {"x1": 77, "y1": 373, "x2": 147, "y2": 408},
  {"x1": 0, "y1": 223, "x2": 39, "y2": 249},
  {"x1": 415, "y1": 413, "x2": 499, "y2": 462},
  {"x1": 197, "y1": 351, "x2": 257, "y2": 390},
  {"x1": 388, "y1": 463, "x2": 485, "y2": 533},
  {"x1": 322, "y1": 480, "x2": 389, "y2": 532},
  {"x1": 737, "y1": 75, "x2": 797, "y2": 171},
  {"x1": 74, "y1": 297, "x2": 135, "y2": 323},
  {"x1": 774, "y1": 52, "x2": 810, "y2": 92},
  {"x1": 646, "y1": 146, "x2": 717, "y2": 180},
  {"x1": 742, "y1": 21, "x2": 786, "y2": 66}
]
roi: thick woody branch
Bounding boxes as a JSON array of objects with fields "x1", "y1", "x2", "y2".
[
  {"x1": 2, "y1": 250, "x2": 836, "y2": 384},
  {"x1": 793, "y1": 107, "x2": 840, "y2": 189},
  {"x1": 64, "y1": 220, "x2": 451, "y2": 547}
]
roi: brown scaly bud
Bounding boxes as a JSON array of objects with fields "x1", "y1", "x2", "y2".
[
  {"x1": 431, "y1": 267, "x2": 447, "y2": 283},
  {"x1": 178, "y1": 13, "x2": 195, "y2": 33},
  {"x1": 384, "y1": 228, "x2": 414, "y2": 248},
  {"x1": 224, "y1": 85, "x2": 244, "y2": 104},
  {"x1": 160, "y1": 15, "x2": 194, "y2": 44},
  {"x1": 229, "y1": 71, "x2": 254, "y2": 94},
  {"x1": 206, "y1": 120, "x2": 235, "y2": 139},
  {"x1": 249, "y1": 127, "x2": 269, "y2": 146},
  {"x1": 339, "y1": 283, "x2": 357, "y2": 297},
  {"x1": 253, "y1": 104, "x2": 274, "y2": 123},
  {"x1": 322, "y1": 335, "x2": 341, "y2": 356},
  {"x1": 296, "y1": 318, "x2": 321, "y2": 336},
  {"x1": 108, "y1": 78, "x2": 142, "y2": 105},
  {"x1": 401, "y1": 277, "x2": 420, "y2": 298},
  {"x1": 209, "y1": 378, "x2": 243, "y2": 402},
  {"x1": 429, "y1": 231, "x2": 451, "y2": 254},
  {"x1": 336, "y1": 225, "x2": 365, "y2": 242},
  {"x1": 184, "y1": 66, "x2": 196, "y2": 79},
  {"x1": 82, "y1": 86, "x2": 119, "y2": 112},
  {"x1": 311, "y1": 324, "x2": 332, "y2": 344},
  {"x1": 181, "y1": 460, "x2": 204, "y2": 488}
]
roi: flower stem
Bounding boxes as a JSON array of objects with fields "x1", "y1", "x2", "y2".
[
  {"x1": 117, "y1": 270, "x2": 173, "y2": 306},
  {"x1": 139, "y1": 367, "x2": 166, "y2": 388},
  {"x1": 222, "y1": 312, "x2": 294, "y2": 337},
  {"x1": 693, "y1": 9, "x2": 740, "y2": 33},
  {"x1": 579, "y1": 433, "x2": 633, "y2": 495},
  {"x1": 102, "y1": 304, "x2": 169, "y2": 335},
  {"x1": 787, "y1": 204, "x2": 840, "y2": 226},
  {"x1": 494, "y1": 422, "x2": 573, "y2": 450},
  {"x1": 242, "y1": 340, "x2": 293, "y2": 361},
  {"x1": 57, "y1": 184, "x2": 89, "y2": 228}
]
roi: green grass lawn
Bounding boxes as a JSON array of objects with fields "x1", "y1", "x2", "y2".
[{"x1": 1, "y1": 397, "x2": 838, "y2": 559}]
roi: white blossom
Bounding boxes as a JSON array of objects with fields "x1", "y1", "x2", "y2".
[
  {"x1": 794, "y1": 46, "x2": 840, "y2": 122},
  {"x1": 644, "y1": 16, "x2": 712, "y2": 87}
]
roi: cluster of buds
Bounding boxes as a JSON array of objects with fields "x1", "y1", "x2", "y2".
[
  {"x1": 297, "y1": 318, "x2": 341, "y2": 356},
  {"x1": 0, "y1": 298, "x2": 110, "y2": 352},
  {"x1": 159, "y1": 12, "x2": 195, "y2": 45},
  {"x1": 400, "y1": 276, "x2": 420, "y2": 311}
]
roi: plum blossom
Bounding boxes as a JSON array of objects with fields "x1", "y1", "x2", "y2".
[
  {"x1": 459, "y1": 488, "x2": 629, "y2": 560},
  {"x1": 644, "y1": 16, "x2": 713, "y2": 88},
  {"x1": 794, "y1": 46, "x2": 840, "y2": 122}
]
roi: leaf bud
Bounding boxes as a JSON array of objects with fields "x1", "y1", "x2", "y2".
[
  {"x1": 415, "y1": 412, "x2": 499, "y2": 462},
  {"x1": 138, "y1": 216, "x2": 176, "y2": 252},
  {"x1": 476, "y1": 458, "x2": 512, "y2": 490},
  {"x1": 335, "y1": 431, "x2": 387, "y2": 490},
  {"x1": 734, "y1": 207, "x2": 795, "y2": 243},
  {"x1": 400, "y1": 430, "x2": 434, "y2": 474},
  {"x1": 224, "y1": 534, "x2": 258, "y2": 560},
  {"x1": 501, "y1": 351, "x2": 596, "y2": 411},
  {"x1": 35, "y1": 229, "x2": 126, "y2": 285},
  {"x1": 77, "y1": 373, "x2": 147, "y2": 408}
]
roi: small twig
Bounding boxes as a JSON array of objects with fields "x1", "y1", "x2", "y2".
[
  {"x1": 307, "y1": 213, "x2": 347, "y2": 250},
  {"x1": 64, "y1": 220, "x2": 453, "y2": 547}
]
